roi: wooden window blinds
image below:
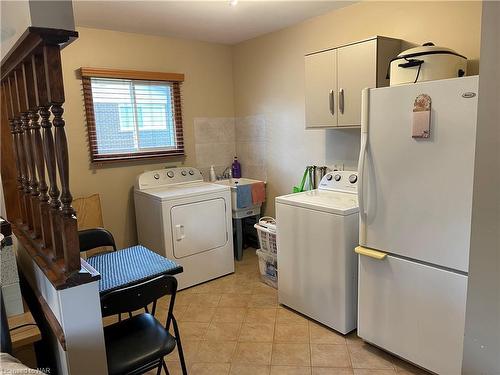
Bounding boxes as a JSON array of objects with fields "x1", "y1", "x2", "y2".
[{"x1": 80, "y1": 68, "x2": 184, "y2": 163}]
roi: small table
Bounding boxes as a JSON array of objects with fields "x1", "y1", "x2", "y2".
[
  {"x1": 8, "y1": 311, "x2": 42, "y2": 368},
  {"x1": 8, "y1": 311, "x2": 41, "y2": 349},
  {"x1": 87, "y1": 245, "x2": 183, "y2": 295}
]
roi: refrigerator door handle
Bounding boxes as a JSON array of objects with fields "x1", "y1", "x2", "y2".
[
  {"x1": 355, "y1": 246, "x2": 387, "y2": 260},
  {"x1": 358, "y1": 88, "x2": 370, "y2": 244}
]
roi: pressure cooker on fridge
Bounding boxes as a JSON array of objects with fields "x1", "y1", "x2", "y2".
[{"x1": 388, "y1": 42, "x2": 468, "y2": 86}]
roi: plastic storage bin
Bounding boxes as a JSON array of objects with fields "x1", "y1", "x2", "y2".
[
  {"x1": 254, "y1": 217, "x2": 277, "y2": 255},
  {"x1": 256, "y1": 249, "x2": 278, "y2": 289}
]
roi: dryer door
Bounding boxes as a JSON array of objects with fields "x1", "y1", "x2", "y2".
[{"x1": 170, "y1": 198, "x2": 228, "y2": 258}]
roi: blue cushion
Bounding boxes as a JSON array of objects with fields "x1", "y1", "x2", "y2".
[{"x1": 87, "y1": 245, "x2": 182, "y2": 294}]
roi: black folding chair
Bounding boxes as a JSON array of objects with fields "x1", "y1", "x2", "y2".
[
  {"x1": 1, "y1": 293, "x2": 12, "y2": 355},
  {"x1": 78, "y1": 227, "x2": 117, "y2": 254},
  {"x1": 100, "y1": 274, "x2": 187, "y2": 375}
]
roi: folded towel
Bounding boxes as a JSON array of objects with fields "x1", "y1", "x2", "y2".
[
  {"x1": 251, "y1": 182, "x2": 266, "y2": 205},
  {"x1": 236, "y1": 184, "x2": 253, "y2": 208}
]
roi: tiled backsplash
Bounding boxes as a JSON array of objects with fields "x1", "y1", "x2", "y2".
[
  {"x1": 194, "y1": 117, "x2": 236, "y2": 179},
  {"x1": 194, "y1": 115, "x2": 267, "y2": 181},
  {"x1": 235, "y1": 115, "x2": 267, "y2": 181}
]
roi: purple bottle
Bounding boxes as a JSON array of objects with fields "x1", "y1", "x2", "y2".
[{"x1": 231, "y1": 156, "x2": 242, "y2": 178}]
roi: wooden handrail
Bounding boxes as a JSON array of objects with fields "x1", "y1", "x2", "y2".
[
  {"x1": 1, "y1": 27, "x2": 78, "y2": 81},
  {"x1": 1, "y1": 27, "x2": 98, "y2": 289}
]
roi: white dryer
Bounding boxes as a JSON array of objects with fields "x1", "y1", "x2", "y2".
[
  {"x1": 134, "y1": 167, "x2": 234, "y2": 290},
  {"x1": 276, "y1": 171, "x2": 359, "y2": 334}
]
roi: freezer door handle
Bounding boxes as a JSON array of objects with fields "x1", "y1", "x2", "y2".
[
  {"x1": 358, "y1": 133, "x2": 367, "y2": 216},
  {"x1": 355, "y1": 246, "x2": 387, "y2": 260}
]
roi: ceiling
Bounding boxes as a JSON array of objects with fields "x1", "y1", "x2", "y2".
[{"x1": 73, "y1": 1, "x2": 353, "y2": 45}]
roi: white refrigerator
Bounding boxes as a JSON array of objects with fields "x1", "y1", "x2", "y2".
[{"x1": 356, "y1": 76, "x2": 479, "y2": 375}]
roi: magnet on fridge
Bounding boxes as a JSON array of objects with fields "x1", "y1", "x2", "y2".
[{"x1": 412, "y1": 94, "x2": 431, "y2": 138}]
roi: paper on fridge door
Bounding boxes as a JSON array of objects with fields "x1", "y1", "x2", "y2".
[{"x1": 412, "y1": 94, "x2": 431, "y2": 138}]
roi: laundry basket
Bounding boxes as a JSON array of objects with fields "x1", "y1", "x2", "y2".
[
  {"x1": 256, "y1": 249, "x2": 278, "y2": 289},
  {"x1": 255, "y1": 217, "x2": 278, "y2": 288},
  {"x1": 254, "y1": 217, "x2": 277, "y2": 255}
]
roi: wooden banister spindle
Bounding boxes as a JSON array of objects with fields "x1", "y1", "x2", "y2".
[
  {"x1": 44, "y1": 45, "x2": 80, "y2": 274},
  {"x1": 32, "y1": 54, "x2": 51, "y2": 248},
  {"x1": 15, "y1": 69, "x2": 36, "y2": 236},
  {"x1": 11, "y1": 73, "x2": 32, "y2": 230},
  {"x1": 22, "y1": 60, "x2": 42, "y2": 238},
  {"x1": 7, "y1": 77, "x2": 27, "y2": 224},
  {"x1": 51, "y1": 104, "x2": 72, "y2": 215},
  {"x1": 2, "y1": 81, "x2": 24, "y2": 224}
]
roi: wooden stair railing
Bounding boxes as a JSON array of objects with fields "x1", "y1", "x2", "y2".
[{"x1": 1, "y1": 27, "x2": 98, "y2": 289}]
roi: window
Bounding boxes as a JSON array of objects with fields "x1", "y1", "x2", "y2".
[{"x1": 81, "y1": 68, "x2": 184, "y2": 162}]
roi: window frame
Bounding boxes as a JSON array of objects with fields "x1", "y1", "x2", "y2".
[{"x1": 81, "y1": 67, "x2": 185, "y2": 163}]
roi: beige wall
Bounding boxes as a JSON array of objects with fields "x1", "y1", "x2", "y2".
[
  {"x1": 62, "y1": 27, "x2": 234, "y2": 248},
  {"x1": 62, "y1": 2, "x2": 482, "y2": 247},
  {"x1": 232, "y1": 1, "x2": 482, "y2": 215}
]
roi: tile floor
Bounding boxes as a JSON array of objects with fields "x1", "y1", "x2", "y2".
[{"x1": 111, "y1": 249, "x2": 430, "y2": 375}]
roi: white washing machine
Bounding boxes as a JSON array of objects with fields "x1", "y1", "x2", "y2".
[
  {"x1": 134, "y1": 167, "x2": 234, "y2": 290},
  {"x1": 275, "y1": 170, "x2": 359, "y2": 334}
]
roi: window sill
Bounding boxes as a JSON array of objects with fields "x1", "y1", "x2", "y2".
[
  {"x1": 91, "y1": 150, "x2": 185, "y2": 164},
  {"x1": 118, "y1": 128, "x2": 170, "y2": 132}
]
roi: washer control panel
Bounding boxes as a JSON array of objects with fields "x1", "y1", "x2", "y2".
[
  {"x1": 318, "y1": 171, "x2": 358, "y2": 193},
  {"x1": 136, "y1": 167, "x2": 203, "y2": 189}
]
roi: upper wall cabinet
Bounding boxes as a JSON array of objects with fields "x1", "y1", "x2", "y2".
[
  {"x1": 305, "y1": 36, "x2": 401, "y2": 129},
  {"x1": 305, "y1": 48, "x2": 338, "y2": 127}
]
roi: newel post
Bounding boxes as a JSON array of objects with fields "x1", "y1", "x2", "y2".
[{"x1": 43, "y1": 44, "x2": 80, "y2": 274}]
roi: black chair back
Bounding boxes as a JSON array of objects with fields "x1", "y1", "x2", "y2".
[
  {"x1": 78, "y1": 227, "x2": 117, "y2": 253},
  {"x1": 100, "y1": 275, "x2": 178, "y2": 328}
]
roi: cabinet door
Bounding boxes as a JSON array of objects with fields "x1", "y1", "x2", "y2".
[
  {"x1": 305, "y1": 50, "x2": 337, "y2": 128},
  {"x1": 337, "y1": 39, "x2": 377, "y2": 127}
]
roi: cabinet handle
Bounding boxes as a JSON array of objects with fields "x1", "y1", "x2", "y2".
[
  {"x1": 329, "y1": 89, "x2": 335, "y2": 116},
  {"x1": 339, "y1": 88, "x2": 345, "y2": 114},
  {"x1": 355, "y1": 246, "x2": 387, "y2": 260}
]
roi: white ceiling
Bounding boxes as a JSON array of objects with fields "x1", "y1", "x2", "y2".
[{"x1": 73, "y1": 1, "x2": 353, "y2": 45}]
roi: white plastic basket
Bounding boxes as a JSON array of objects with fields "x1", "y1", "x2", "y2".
[
  {"x1": 254, "y1": 217, "x2": 277, "y2": 255},
  {"x1": 256, "y1": 249, "x2": 277, "y2": 289}
]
